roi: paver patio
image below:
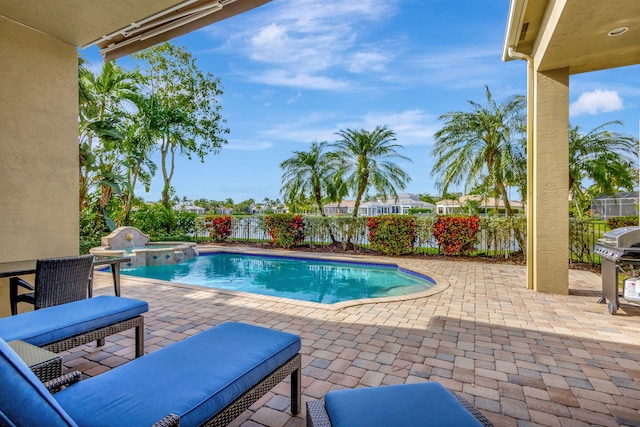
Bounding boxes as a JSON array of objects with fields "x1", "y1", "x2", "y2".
[{"x1": 64, "y1": 248, "x2": 640, "y2": 426}]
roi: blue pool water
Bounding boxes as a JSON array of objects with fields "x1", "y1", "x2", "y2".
[{"x1": 121, "y1": 253, "x2": 435, "y2": 304}]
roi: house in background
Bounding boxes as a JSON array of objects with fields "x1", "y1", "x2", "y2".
[
  {"x1": 436, "y1": 196, "x2": 524, "y2": 216},
  {"x1": 591, "y1": 192, "x2": 639, "y2": 219},
  {"x1": 176, "y1": 205, "x2": 206, "y2": 215},
  {"x1": 323, "y1": 193, "x2": 434, "y2": 216}
]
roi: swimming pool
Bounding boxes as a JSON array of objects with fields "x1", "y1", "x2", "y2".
[{"x1": 121, "y1": 252, "x2": 436, "y2": 304}]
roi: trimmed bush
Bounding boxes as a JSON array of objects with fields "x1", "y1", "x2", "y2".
[
  {"x1": 433, "y1": 215, "x2": 480, "y2": 256},
  {"x1": 204, "y1": 215, "x2": 233, "y2": 242},
  {"x1": 367, "y1": 215, "x2": 417, "y2": 256},
  {"x1": 607, "y1": 216, "x2": 638, "y2": 228},
  {"x1": 264, "y1": 214, "x2": 305, "y2": 249}
]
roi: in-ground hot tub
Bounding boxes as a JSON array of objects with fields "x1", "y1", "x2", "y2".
[{"x1": 90, "y1": 226, "x2": 198, "y2": 267}]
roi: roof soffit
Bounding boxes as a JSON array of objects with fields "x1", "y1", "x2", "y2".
[
  {"x1": 0, "y1": 0, "x2": 270, "y2": 61},
  {"x1": 503, "y1": 0, "x2": 640, "y2": 74}
]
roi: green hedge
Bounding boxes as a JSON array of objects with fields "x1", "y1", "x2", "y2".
[{"x1": 368, "y1": 215, "x2": 416, "y2": 256}]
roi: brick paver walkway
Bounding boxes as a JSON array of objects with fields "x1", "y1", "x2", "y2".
[{"x1": 66, "y1": 248, "x2": 640, "y2": 426}]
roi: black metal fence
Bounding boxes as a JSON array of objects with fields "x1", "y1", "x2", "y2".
[{"x1": 190, "y1": 216, "x2": 610, "y2": 265}]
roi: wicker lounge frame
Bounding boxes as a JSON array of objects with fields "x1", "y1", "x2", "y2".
[
  {"x1": 305, "y1": 389, "x2": 494, "y2": 427},
  {"x1": 41, "y1": 315, "x2": 145, "y2": 358},
  {"x1": 46, "y1": 353, "x2": 301, "y2": 427}
]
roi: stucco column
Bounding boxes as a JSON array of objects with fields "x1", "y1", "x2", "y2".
[
  {"x1": 0, "y1": 17, "x2": 78, "y2": 316},
  {"x1": 531, "y1": 67, "x2": 569, "y2": 294}
]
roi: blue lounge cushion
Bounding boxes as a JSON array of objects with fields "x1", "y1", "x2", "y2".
[
  {"x1": 0, "y1": 338, "x2": 78, "y2": 427},
  {"x1": 0, "y1": 296, "x2": 148, "y2": 346},
  {"x1": 324, "y1": 382, "x2": 484, "y2": 427},
  {"x1": 55, "y1": 322, "x2": 301, "y2": 426}
]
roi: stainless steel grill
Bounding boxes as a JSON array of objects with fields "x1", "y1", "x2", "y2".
[{"x1": 595, "y1": 226, "x2": 640, "y2": 314}]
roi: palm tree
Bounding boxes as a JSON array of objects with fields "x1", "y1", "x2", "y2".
[
  {"x1": 431, "y1": 86, "x2": 526, "y2": 216},
  {"x1": 280, "y1": 141, "x2": 337, "y2": 242},
  {"x1": 332, "y1": 126, "x2": 411, "y2": 217},
  {"x1": 569, "y1": 121, "x2": 636, "y2": 217},
  {"x1": 79, "y1": 61, "x2": 141, "y2": 215}
]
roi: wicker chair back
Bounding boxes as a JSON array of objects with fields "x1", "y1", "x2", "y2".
[{"x1": 33, "y1": 255, "x2": 94, "y2": 309}]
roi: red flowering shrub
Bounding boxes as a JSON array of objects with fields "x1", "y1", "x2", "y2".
[
  {"x1": 433, "y1": 215, "x2": 480, "y2": 255},
  {"x1": 204, "y1": 215, "x2": 233, "y2": 242},
  {"x1": 264, "y1": 214, "x2": 305, "y2": 248},
  {"x1": 367, "y1": 215, "x2": 417, "y2": 256}
]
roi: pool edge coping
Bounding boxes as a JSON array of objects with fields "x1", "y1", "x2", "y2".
[
  {"x1": 186, "y1": 246, "x2": 452, "y2": 310},
  {"x1": 112, "y1": 245, "x2": 451, "y2": 311}
]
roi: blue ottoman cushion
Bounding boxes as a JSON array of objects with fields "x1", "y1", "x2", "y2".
[
  {"x1": 0, "y1": 296, "x2": 148, "y2": 346},
  {"x1": 55, "y1": 322, "x2": 301, "y2": 426},
  {"x1": 324, "y1": 383, "x2": 484, "y2": 427}
]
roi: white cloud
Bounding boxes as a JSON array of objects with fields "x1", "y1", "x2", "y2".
[
  {"x1": 226, "y1": 140, "x2": 273, "y2": 151},
  {"x1": 337, "y1": 110, "x2": 438, "y2": 146},
  {"x1": 249, "y1": 70, "x2": 350, "y2": 90},
  {"x1": 348, "y1": 51, "x2": 390, "y2": 73},
  {"x1": 569, "y1": 89, "x2": 624, "y2": 116},
  {"x1": 257, "y1": 109, "x2": 437, "y2": 147},
  {"x1": 405, "y1": 47, "x2": 508, "y2": 89},
  {"x1": 287, "y1": 91, "x2": 302, "y2": 104},
  {"x1": 205, "y1": 0, "x2": 399, "y2": 90}
]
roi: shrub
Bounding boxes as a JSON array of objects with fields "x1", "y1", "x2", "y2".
[
  {"x1": 173, "y1": 210, "x2": 197, "y2": 235},
  {"x1": 264, "y1": 214, "x2": 305, "y2": 248},
  {"x1": 130, "y1": 204, "x2": 175, "y2": 236},
  {"x1": 407, "y1": 208, "x2": 433, "y2": 215},
  {"x1": 205, "y1": 215, "x2": 233, "y2": 242},
  {"x1": 607, "y1": 216, "x2": 638, "y2": 228},
  {"x1": 433, "y1": 215, "x2": 480, "y2": 255},
  {"x1": 367, "y1": 215, "x2": 417, "y2": 256}
]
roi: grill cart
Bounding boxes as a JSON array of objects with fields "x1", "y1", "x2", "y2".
[{"x1": 594, "y1": 226, "x2": 640, "y2": 314}]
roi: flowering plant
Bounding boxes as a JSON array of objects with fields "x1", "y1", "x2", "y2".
[
  {"x1": 204, "y1": 215, "x2": 233, "y2": 242},
  {"x1": 264, "y1": 214, "x2": 305, "y2": 248},
  {"x1": 432, "y1": 215, "x2": 480, "y2": 256}
]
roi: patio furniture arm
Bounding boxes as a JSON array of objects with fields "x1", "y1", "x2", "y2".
[
  {"x1": 10, "y1": 276, "x2": 35, "y2": 291},
  {"x1": 44, "y1": 371, "x2": 82, "y2": 393},
  {"x1": 151, "y1": 413, "x2": 180, "y2": 427}
]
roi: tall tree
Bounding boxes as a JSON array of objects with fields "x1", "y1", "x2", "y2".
[
  {"x1": 132, "y1": 42, "x2": 229, "y2": 208},
  {"x1": 78, "y1": 60, "x2": 141, "y2": 230},
  {"x1": 332, "y1": 126, "x2": 411, "y2": 217},
  {"x1": 431, "y1": 86, "x2": 526, "y2": 216},
  {"x1": 119, "y1": 96, "x2": 160, "y2": 224},
  {"x1": 569, "y1": 121, "x2": 636, "y2": 217},
  {"x1": 280, "y1": 141, "x2": 338, "y2": 242}
]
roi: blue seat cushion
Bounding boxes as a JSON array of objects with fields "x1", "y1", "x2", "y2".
[
  {"x1": 55, "y1": 322, "x2": 301, "y2": 427},
  {"x1": 0, "y1": 338, "x2": 78, "y2": 427},
  {"x1": 0, "y1": 296, "x2": 148, "y2": 346},
  {"x1": 324, "y1": 383, "x2": 484, "y2": 427}
]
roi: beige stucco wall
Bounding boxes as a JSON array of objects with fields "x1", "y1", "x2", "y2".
[
  {"x1": 531, "y1": 67, "x2": 570, "y2": 294},
  {"x1": 0, "y1": 17, "x2": 79, "y2": 316}
]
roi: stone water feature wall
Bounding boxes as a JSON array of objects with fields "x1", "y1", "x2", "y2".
[{"x1": 91, "y1": 227, "x2": 198, "y2": 267}]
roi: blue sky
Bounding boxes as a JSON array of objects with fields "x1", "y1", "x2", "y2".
[{"x1": 82, "y1": 0, "x2": 640, "y2": 204}]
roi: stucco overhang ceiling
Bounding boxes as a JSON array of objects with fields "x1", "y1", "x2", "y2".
[
  {"x1": 0, "y1": 0, "x2": 270, "y2": 61},
  {"x1": 503, "y1": 0, "x2": 640, "y2": 74}
]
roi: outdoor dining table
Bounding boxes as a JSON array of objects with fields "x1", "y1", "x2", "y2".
[{"x1": 0, "y1": 256, "x2": 131, "y2": 297}]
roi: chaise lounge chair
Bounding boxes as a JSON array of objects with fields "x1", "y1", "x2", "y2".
[
  {"x1": 0, "y1": 295, "x2": 148, "y2": 357},
  {"x1": 306, "y1": 382, "x2": 494, "y2": 427},
  {"x1": 0, "y1": 322, "x2": 301, "y2": 427}
]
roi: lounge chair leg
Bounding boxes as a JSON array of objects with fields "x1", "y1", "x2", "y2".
[
  {"x1": 135, "y1": 323, "x2": 144, "y2": 358},
  {"x1": 97, "y1": 338, "x2": 105, "y2": 347},
  {"x1": 291, "y1": 355, "x2": 301, "y2": 415}
]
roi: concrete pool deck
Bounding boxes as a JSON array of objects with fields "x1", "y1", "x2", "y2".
[{"x1": 66, "y1": 248, "x2": 640, "y2": 426}]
